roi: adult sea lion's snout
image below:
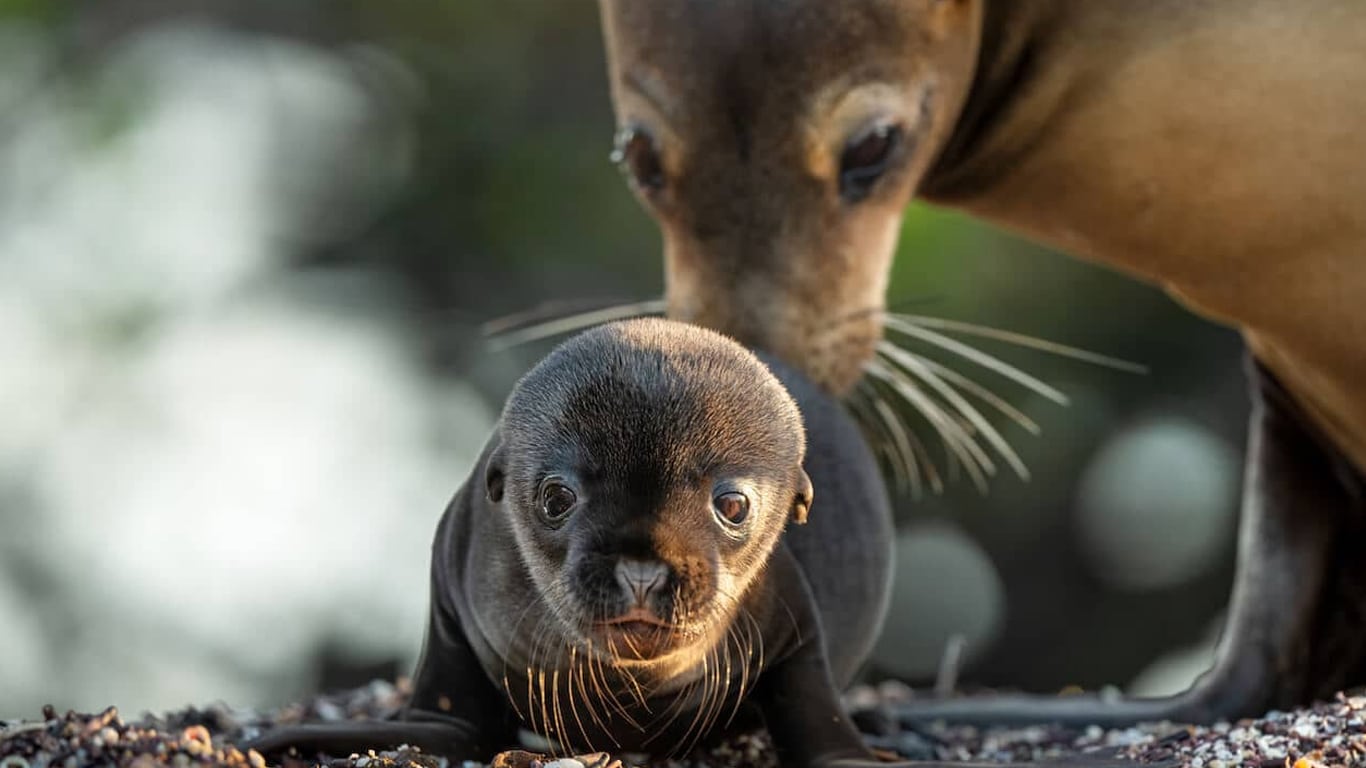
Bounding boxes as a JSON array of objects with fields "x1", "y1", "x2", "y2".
[{"x1": 597, "y1": 0, "x2": 983, "y2": 394}]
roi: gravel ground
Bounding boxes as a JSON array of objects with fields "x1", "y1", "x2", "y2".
[{"x1": 3, "y1": 680, "x2": 1363, "y2": 768}]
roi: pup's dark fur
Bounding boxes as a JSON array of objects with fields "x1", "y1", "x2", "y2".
[{"x1": 251, "y1": 319, "x2": 952, "y2": 767}]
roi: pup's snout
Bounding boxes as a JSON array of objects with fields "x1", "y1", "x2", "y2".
[{"x1": 615, "y1": 558, "x2": 669, "y2": 607}]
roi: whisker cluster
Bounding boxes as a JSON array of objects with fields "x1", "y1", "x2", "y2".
[
  {"x1": 854, "y1": 312, "x2": 1144, "y2": 497},
  {"x1": 480, "y1": 297, "x2": 1144, "y2": 498}
]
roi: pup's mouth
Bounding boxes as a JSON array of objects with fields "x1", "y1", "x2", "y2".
[{"x1": 594, "y1": 608, "x2": 677, "y2": 659}]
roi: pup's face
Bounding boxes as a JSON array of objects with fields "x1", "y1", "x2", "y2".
[
  {"x1": 598, "y1": 0, "x2": 982, "y2": 394},
  {"x1": 492, "y1": 321, "x2": 812, "y2": 674}
]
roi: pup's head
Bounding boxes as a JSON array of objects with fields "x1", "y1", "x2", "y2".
[{"x1": 489, "y1": 319, "x2": 812, "y2": 673}]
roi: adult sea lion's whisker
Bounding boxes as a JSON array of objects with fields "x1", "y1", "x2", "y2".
[
  {"x1": 848, "y1": 381, "x2": 915, "y2": 496},
  {"x1": 884, "y1": 316, "x2": 1070, "y2": 406},
  {"x1": 862, "y1": 381, "x2": 926, "y2": 498},
  {"x1": 872, "y1": 398, "x2": 924, "y2": 498},
  {"x1": 480, "y1": 297, "x2": 649, "y2": 336},
  {"x1": 879, "y1": 341, "x2": 1031, "y2": 481},
  {"x1": 874, "y1": 353, "x2": 998, "y2": 485},
  {"x1": 889, "y1": 396, "x2": 946, "y2": 495},
  {"x1": 864, "y1": 361, "x2": 959, "y2": 479},
  {"x1": 888, "y1": 312, "x2": 1148, "y2": 374},
  {"x1": 919, "y1": 358, "x2": 1042, "y2": 435},
  {"x1": 484, "y1": 298, "x2": 667, "y2": 349},
  {"x1": 859, "y1": 364, "x2": 947, "y2": 495},
  {"x1": 866, "y1": 358, "x2": 990, "y2": 493}
]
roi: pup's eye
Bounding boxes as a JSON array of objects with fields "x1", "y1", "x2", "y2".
[
  {"x1": 541, "y1": 482, "x2": 578, "y2": 523},
  {"x1": 839, "y1": 122, "x2": 903, "y2": 203},
  {"x1": 713, "y1": 491, "x2": 750, "y2": 527},
  {"x1": 611, "y1": 126, "x2": 665, "y2": 193}
]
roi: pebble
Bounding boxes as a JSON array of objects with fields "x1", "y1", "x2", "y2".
[
  {"x1": 4, "y1": 681, "x2": 1365, "y2": 768},
  {"x1": 316, "y1": 700, "x2": 346, "y2": 722}
]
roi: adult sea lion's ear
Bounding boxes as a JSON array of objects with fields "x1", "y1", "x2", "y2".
[
  {"x1": 791, "y1": 469, "x2": 814, "y2": 525},
  {"x1": 485, "y1": 442, "x2": 507, "y2": 504}
]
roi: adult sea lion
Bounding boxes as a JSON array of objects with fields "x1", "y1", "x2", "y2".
[
  {"x1": 595, "y1": 0, "x2": 1366, "y2": 726},
  {"x1": 250, "y1": 318, "x2": 995, "y2": 767}
]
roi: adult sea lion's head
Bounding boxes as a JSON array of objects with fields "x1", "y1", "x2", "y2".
[
  {"x1": 486, "y1": 319, "x2": 813, "y2": 676},
  {"x1": 597, "y1": 0, "x2": 982, "y2": 394}
]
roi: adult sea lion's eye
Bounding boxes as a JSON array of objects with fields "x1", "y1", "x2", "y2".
[
  {"x1": 610, "y1": 126, "x2": 665, "y2": 193},
  {"x1": 713, "y1": 491, "x2": 750, "y2": 527},
  {"x1": 839, "y1": 122, "x2": 903, "y2": 203},
  {"x1": 541, "y1": 482, "x2": 578, "y2": 523}
]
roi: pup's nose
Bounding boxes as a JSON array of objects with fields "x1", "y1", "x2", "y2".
[{"x1": 615, "y1": 558, "x2": 669, "y2": 606}]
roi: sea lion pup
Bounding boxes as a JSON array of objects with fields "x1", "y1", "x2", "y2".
[
  {"x1": 251, "y1": 317, "x2": 975, "y2": 767},
  {"x1": 596, "y1": 0, "x2": 1366, "y2": 727}
]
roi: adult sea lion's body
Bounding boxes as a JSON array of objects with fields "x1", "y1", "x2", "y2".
[
  {"x1": 252, "y1": 319, "x2": 1011, "y2": 767},
  {"x1": 596, "y1": 0, "x2": 1366, "y2": 725}
]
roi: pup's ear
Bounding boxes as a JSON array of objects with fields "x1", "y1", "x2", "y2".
[
  {"x1": 485, "y1": 442, "x2": 507, "y2": 503},
  {"x1": 791, "y1": 469, "x2": 814, "y2": 525}
]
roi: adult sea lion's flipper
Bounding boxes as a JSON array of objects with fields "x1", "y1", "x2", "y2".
[
  {"x1": 884, "y1": 356, "x2": 1366, "y2": 729},
  {"x1": 754, "y1": 553, "x2": 1178, "y2": 768}
]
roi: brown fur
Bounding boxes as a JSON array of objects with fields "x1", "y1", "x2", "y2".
[
  {"x1": 597, "y1": 0, "x2": 1366, "y2": 474},
  {"x1": 598, "y1": 0, "x2": 981, "y2": 394},
  {"x1": 596, "y1": 0, "x2": 1366, "y2": 726}
]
